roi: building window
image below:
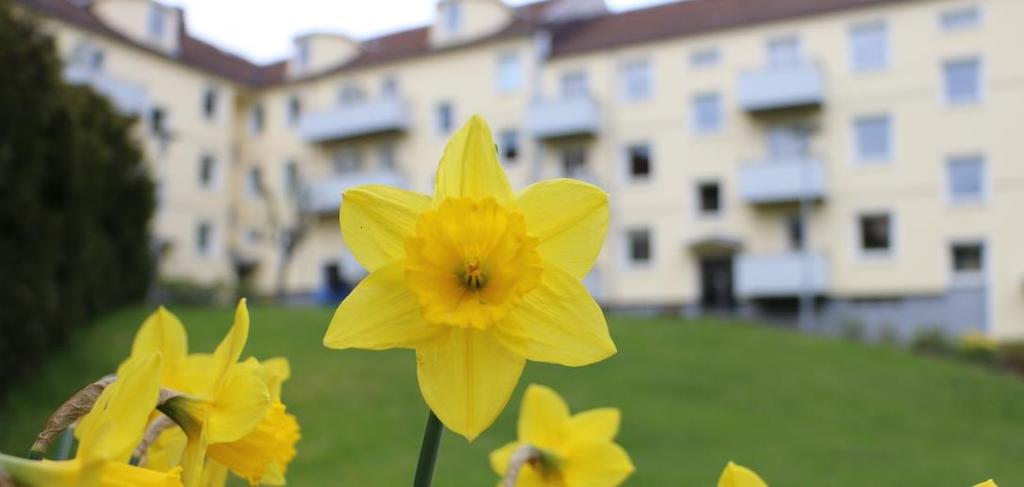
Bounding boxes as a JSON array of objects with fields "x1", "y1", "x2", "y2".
[
  {"x1": 690, "y1": 48, "x2": 720, "y2": 68},
  {"x1": 626, "y1": 228, "x2": 652, "y2": 266},
  {"x1": 149, "y1": 107, "x2": 166, "y2": 135},
  {"x1": 201, "y1": 87, "x2": 218, "y2": 121},
  {"x1": 767, "y1": 36, "x2": 801, "y2": 67},
  {"x1": 283, "y1": 160, "x2": 299, "y2": 195},
  {"x1": 249, "y1": 104, "x2": 264, "y2": 135},
  {"x1": 442, "y1": 1, "x2": 461, "y2": 33},
  {"x1": 560, "y1": 146, "x2": 587, "y2": 179},
  {"x1": 381, "y1": 76, "x2": 399, "y2": 97},
  {"x1": 619, "y1": 60, "x2": 652, "y2": 102},
  {"x1": 947, "y1": 154, "x2": 985, "y2": 203},
  {"x1": 296, "y1": 39, "x2": 311, "y2": 70},
  {"x1": 950, "y1": 242, "x2": 984, "y2": 282},
  {"x1": 377, "y1": 143, "x2": 396, "y2": 170},
  {"x1": 697, "y1": 181, "x2": 722, "y2": 217},
  {"x1": 850, "y1": 22, "x2": 888, "y2": 72},
  {"x1": 767, "y1": 126, "x2": 811, "y2": 159},
  {"x1": 560, "y1": 71, "x2": 588, "y2": 97},
  {"x1": 339, "y1": 84, "x2": 365, "y2": 105},
  {"x1": 287, "y1": 95, "x2": 302, "y2": 126},
  {"x1": 853, "y1": 114, "x2": 891, "y2": 162},
  {"x1": 692, "y1": 93, "x2": 723, "y2": 134},
  {"x1": 246, "y1": 166, "x2": 263, "y2": 199},
  {"x1": 147, "y1": 4, "x2": 165, "y2": 40},
  {"x1": 500, "y1": 130, "x2": 518, "y2": 162},
  {"x1": 496, "y1": 52, "x2": 522, "y2": 93},
  {"x1": 71, "y1": 41, "x2": 104, "y2": 71},
  {"x1": 858, "y1": 212, "x2": 892, "y2": 255},
  {"x1": 786, "y1": 213, "x2": 805, "y2": 251},
  {"x1": 195, "y1": 221, "x2": 213, "y2": 256},
  {"x1": 940, "y1": 6, "x2": 981, "y2": 31},
  {"x1": 436, "y1": 102, "x2": 454, "y2": 134},
  {"x1": 333, "y1": 149, "x2": 362, "y2": 174},
  {"x1": 626, "y1": 144, "x2": 651, "y2": 181},
  {"x1": 943, "y1": 57, "x2": 982, "y2": 105},
  {"x1": 198, "y1": 154, "x2": 217, "y2": 189}
]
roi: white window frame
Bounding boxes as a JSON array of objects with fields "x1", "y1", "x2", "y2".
[
  {"x1": 286, "y1": 94, "x2": 302, "y2": 127},
  {"x1": 855, "y1": 210, "x2": 897, "y2": 260},
  {"x1": 849, "y1": 21, "x2": 889, "y2": 73},
  {"x1": 852, "y1": 113, "x2": 893, "y2": 164},
  {"x1": 248, "y1": 104, "x2": 264, "y2": 135},
  {"x1": 691, "y1": 92, "x2": 723, "y2": 135},
  {"x1": 948, "y1": 239, "x2": 986, "y2": 288},
  {"x1": 201, "y1": 85, "x2": 220, "y2": 122},
  {"x1": 442, "y1": 1, "x2": 461, "y2": 34},
  {"x1": 147, "y1": 4, "x2": 165, "y2": 40},
  {"x1": 942, "y1": 56, "x2": 983, "y2": 106},
  {"x1": 496, "y1": 52, "x2": 522, "y2": 94},
  {"x1": 560, "y1": 70, "x2": 589, "y2": 97},
  {"x1": 622, "y1": 226, "x2": 654, "y2": 270},
  {"x1": 436, "y1": 102, "x2": 454, "y2": 135},
  {"x1": 195, "y1": 221, "x2": 216, "y2": 257},
  {"x1": 197, "y1": 153, "x2": 220, "y2": 191},
  {"x1": 766, "y1": 35, "x2": 802, "y2": 68},
  {"x1": 619, "y1": 59, "x2": 652, "y2": 102},
  {"x1": 945, "y1": 153, "x2": 987, "y2": 205},
  {"x1": 689, "y1": 47, "x2": 720, "y2": 69},
  {"x1": 940, "y1": 5, "x2": 982, "y2": 32}
]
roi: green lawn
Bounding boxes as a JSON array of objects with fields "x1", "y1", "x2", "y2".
[{"x1": 2, "y1": 306, "x2": 1022, "y2": 485}]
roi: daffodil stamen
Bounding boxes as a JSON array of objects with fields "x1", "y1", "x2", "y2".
[{"x1": 463, "y1": 260, "x2": 486, "y2": 290}]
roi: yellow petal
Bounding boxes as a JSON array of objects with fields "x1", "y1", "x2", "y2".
[
  {"x1": 562, "y1": 441, "x2": 635, "y2": 487},
  {"x1": 101, "y1": 462, "x2": 183, "y2": 486},
  {"x1": 324, "y1": 261, "x2": 441, "y2": 350},
  {"x1": 517, "y1": 384, "x2": 570, "y2": 449},
  {"x1": 488, "y1": 441, "x2": 521, "y2": 477},
  {"x1": 211, "y1": 300, "x2": 250, "y2": 391},
  {"x1": 340, "y1": 185, "x2": 431, "y2": 272},
  {"x1": 718, "y1": 461, "x2": 768, "y2": 487},
  {"x1": 974, "y1": 481, "x2": 998, "y2": 487},
  {"x1": 507, "y1": 265, "x2": 616, "y2": 367},
  {"x1": 177, "y1": 354, "x2": 218, "y2": 396},
  {"x1": 207, "y1": 402, "x2": 300, "y2": 485},
  {"x1": 517, "y1": 179, "x2": 609, "y2": 279},
  {"x1": 143, "y1": 427, "x2": 187, "y2": 473},
  {"x1": 254, "y1": 357, "x2": 291, "y2": 402},
  {"x1": 0, "y1": 455, "x2": 79, "y2": 485},
  {"x1": 199, "y1": 460, "x2": 229, "y2": 487},
  {"x1": 78, "y1": 353, "x2": 163, "y2": 464},
  {"x1": 567, "y1": 408, "x2": 620, "y2": 443},
  {"x1": 433, "y1": 115, "x2": 514, "y2": 206},
  {"x1": 415, "y1": 328, "x2": 525, "y2": 440},
  {"x1": 131, "y1": 306, "x2": 188, "y2": 385},
  {"x1": 206, "y1": 363, "x2": 271, "y2": 444}
]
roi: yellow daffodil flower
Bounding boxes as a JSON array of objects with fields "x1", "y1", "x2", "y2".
[
  {"x1": 718, "y1": 461, "x2": 767, "y2": 487},
  {"x1": 324, "y1": 116, "x2": 616, "y2": 439},
  {"x1": 148, "y1": 300, "x2": 271, "y2": 487},
  {"x1": 0, "y1": 353, "x2": 182, "y2": 486},
  {"x1": 974, "y1": 481, "x2": 997, "y2": 487},
  {"x1": 490, "y1": 384, "x2": 634, "y2": 487}
]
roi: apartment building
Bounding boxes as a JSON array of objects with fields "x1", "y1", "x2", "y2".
[{"x1": 14, "y1": 0, "x2": 1024, "y2": 340}]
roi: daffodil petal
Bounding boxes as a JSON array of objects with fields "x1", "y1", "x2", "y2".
[
  {"x1": 256, "y1": 357, "x2": 291, "y2": 402},
  {"x1": 131, "y1": 306, "x2": 188, "y2": 383},
  {"x1": 341, "y1": 185, "x2": 431, "y2": 272},
  {"x1": 517, "y1": 384, "x2": 571, "y2": 449},
  {"x1": 488, "y1": 441, "x2": 521, "y2": 477},
  {"x1": 562, "y1": 441, "x2": 635, "y2": 487},
  {"x1": 211, "y1": 300, "x2": 250, "y2": 391},
  {"x1": 433, "y1": 115, "x2": 514, "y2": 206},
  {"x1": 718, "y1": 461, "x2": 768, "y2": 487},
  {"x1": 507, "y1": 265, "x2": 616, "y2": 367},
  {"x1": 0, "y1": 455, "x2": 78, "y2": 485},
  {"x1": 517, "y1": 179, "x2": 609, "y2": 279},
  {"x1": 102, "y1": 462, "x2": 183, "y2": 486},
  {"x1": 205, "y1": 364, "x2": 271, "y2": 444},
  {"x1": 78, "y1": 353, "x2": 163, "y2": 464},
  {"x1": 324, "y1": 261, "x2": 440, "y2": 350},
  {"x1": 200, "y1": 460, "x2": 230, "y2": 487},
  {"x1": 177, "y1": 354, "x2": 218, "y2": 396},
  {"x1": 568, "y1": 408, "x2": 620, "y2": 443},
  {"x1": 974, "y1": 481, "x2": 998, "y2": 487},
  {"x1": 415, "y1": 328, "x2": 525, "y2": 440}
]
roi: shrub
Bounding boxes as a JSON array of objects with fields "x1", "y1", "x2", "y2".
[
  {"x1": 956, "y1": 330, "x2": 998, "y2": 365},
  {"x1": 909, "y1": 327, "x2": 953, "y2": 356},
  {"x1": 0, "y1": 0, "x2": 154, "y2": 396}
]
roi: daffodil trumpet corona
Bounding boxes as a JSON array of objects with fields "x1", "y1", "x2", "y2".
[{"x1": 324, "y1": 115, "x2": 617, "y2": 442}]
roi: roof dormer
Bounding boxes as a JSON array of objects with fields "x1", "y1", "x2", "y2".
[
  {"x1": 289, "y1": 33, "x2": 362, "y2": 79},
  {"x1": 430, "y1": 0, "x2": 514, "y2": 48},
  {"x1": 90, "y1": 0, "x2": 182, "y2": 54}
]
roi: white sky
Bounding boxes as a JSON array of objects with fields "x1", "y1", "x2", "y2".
[{"x1": 161, "y1": 0, "x2": 677, "y2": 64}]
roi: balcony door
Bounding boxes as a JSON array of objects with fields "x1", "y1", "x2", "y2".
[{"x1": 766, "y1": 126, "x2": 810, "y2": 160}]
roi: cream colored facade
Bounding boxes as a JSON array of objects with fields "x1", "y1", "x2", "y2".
[{"x1": 19, "y1": 0, "x2": 1024, "y2": 339}]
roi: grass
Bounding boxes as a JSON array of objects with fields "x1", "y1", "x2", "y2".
[{"x1": 2, "y1": 305, "x2": 1023, "y2": 485}]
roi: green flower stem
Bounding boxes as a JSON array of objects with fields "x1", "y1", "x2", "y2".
[
  {"x1": 54, "y1": 428, "x2": 75, "y2": 460},
  {"x1": 412, "y1": 410, "x2": 444, "y2": 487}
]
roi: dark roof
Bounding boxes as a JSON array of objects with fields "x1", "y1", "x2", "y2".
[{"x1": 550, "y1": 0, "x2": 914, "y2": 57}]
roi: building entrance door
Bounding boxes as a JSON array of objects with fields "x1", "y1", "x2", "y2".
[{"x1": 700, "y1": 256, "x2": 736, "y2": 312}]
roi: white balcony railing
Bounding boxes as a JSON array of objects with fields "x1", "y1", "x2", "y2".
[
  {"x1": 64, "y1": 65, "x2": 149, "y2": 115},
  {"x1": 737, "y1": 63, "x2": 824, "y2": 112},
  {"x1": 736, "y1": 252, "x2": 829, "y2": 298},
  {"x1": 739, "y1": 157, "x2": 826, "y2": 204},
  {"x1": 526, "y1": 96, "x2": 600, "y2": 139},
  {"x1": 304, "y1": 170, "x2": 406, "y2": 214},
  {"x1": 299, "y1": 98, "x2": 410, "y2": 143}
]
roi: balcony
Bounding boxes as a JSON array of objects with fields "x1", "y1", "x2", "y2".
[
  {"x1": 299, "y1": 98, "x2": 410, "y2": 143},
  {"x1": 735, "y1": 252, "x2": 828, "y2": 298},
  {"x1": 739, "y1": 157, "x2": 826, "y2": 204},
  {"x1": 737, "y1": 63, "x2": 824, "y2": 112},
  {"x1": 64, "y1": 65, "x2": 149, "y2": 115},
  {"x1": 304, "y1": 170, "x2": 406, "y2": 214},
  {"x1": 526, "y1": 96, "x2": 600, "y2": 139}
]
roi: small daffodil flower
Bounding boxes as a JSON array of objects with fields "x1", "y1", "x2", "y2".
[
  {"x1": 324, "y1": 116, "x2": 616, "y2": 440},
  {"x1": 0, "y1": 353, "x2": 182, "y2": 486},
  {"x1": 718, "y1": 461, "x2": 768, "y2": 487},
  {"x1": 490, "y1": 384, "x2": 634, "y2": 487},
  {"x1": 974, "y1": 481, "x2": 998, "y2": 487}
]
